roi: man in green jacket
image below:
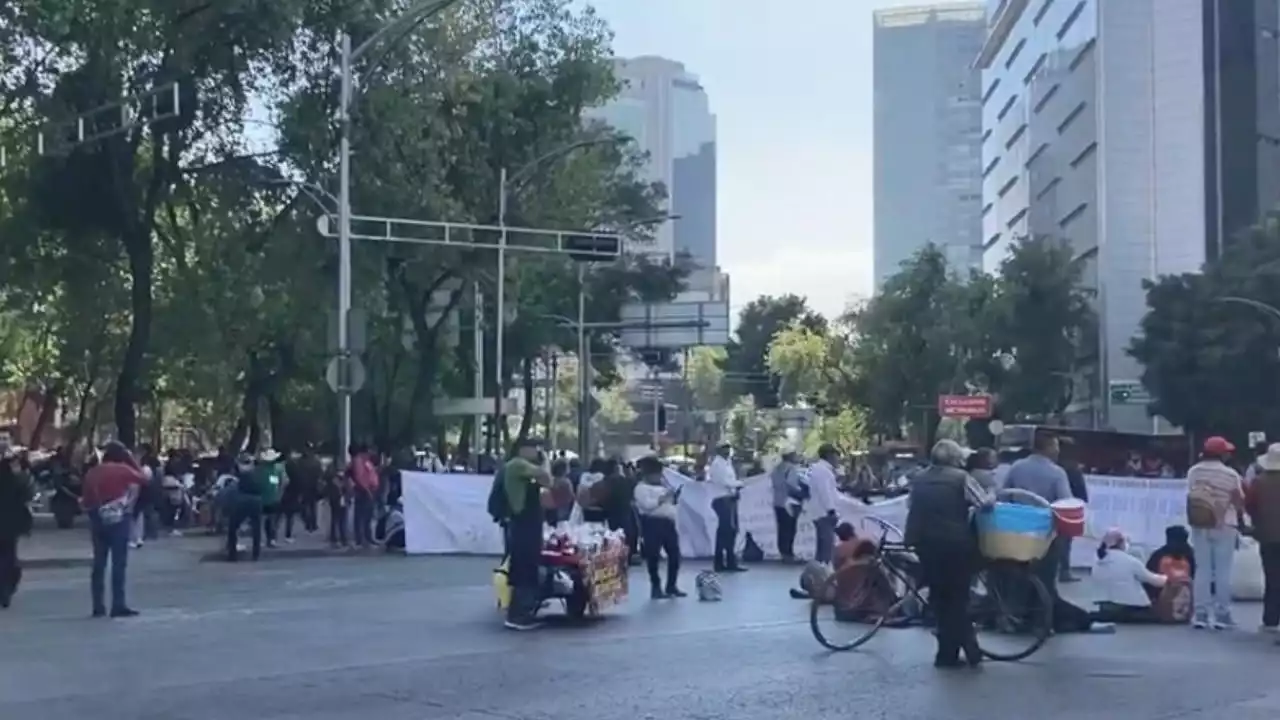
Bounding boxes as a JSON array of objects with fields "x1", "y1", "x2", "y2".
[
  {"x1": 503, "y1": 439, "x2": 551, "y2": 631},
  {"x1": 256, "y1": 449, "x2": 287, "y2": 548}
]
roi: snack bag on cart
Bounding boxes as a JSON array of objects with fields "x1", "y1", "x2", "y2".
[{"x1": 493, "y1": 557, "x2": 511, "y2": 611}]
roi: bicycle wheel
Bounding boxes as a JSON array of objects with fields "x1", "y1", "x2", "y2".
[
  {"x1": 810, "y1": 563, "x2": 906, "y2": 651},
  {"x1": 971, "y1": 564, "x2": 1052, "y2": 662}
]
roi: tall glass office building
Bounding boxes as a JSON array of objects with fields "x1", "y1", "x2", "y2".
[
  {"x1": 873, "y1": 3, "x2": 987, "y2": 289},
  {"x1": 977, "y1": 0, "x2": 1280, "y2": 431}
]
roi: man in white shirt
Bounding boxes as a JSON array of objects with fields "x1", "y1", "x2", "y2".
[
  {"x1": 807, "y1": 444, "x2": 842, "y2": 565},
  {"x1": 706, "y1": 442, "x2": 745, "y2": 572}
]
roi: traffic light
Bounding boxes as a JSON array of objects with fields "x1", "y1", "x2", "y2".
[{"x1": 563, "y1": 232, "x2": 620, "y2": 262}]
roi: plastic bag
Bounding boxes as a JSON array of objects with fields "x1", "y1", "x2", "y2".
[{"x1": 1232, "y1": 535, "x2": 1265, "y2": 601}]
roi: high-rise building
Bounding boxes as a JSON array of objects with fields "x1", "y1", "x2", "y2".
[
  {"x1": 590, "y1": 56, "x2": 717, "y2": 270},
  {"x1": 977, "y1": 0, "x2": 1280, "y2": 432},
  {"x1": 873, "y1": 3, "x2": 987, "y2": 289}
]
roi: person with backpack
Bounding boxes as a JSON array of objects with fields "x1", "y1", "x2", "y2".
[
  {"x1": 1184, "y1": 436, "x2": 1246, "y2": 629},
  {"x1": 497, "y1": 439, "x2": 553, "y2": 630}
]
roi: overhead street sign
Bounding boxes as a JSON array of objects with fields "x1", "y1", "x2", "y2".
[{"x1": 937, "y1": 394, "x2": 992, "y2": 419}]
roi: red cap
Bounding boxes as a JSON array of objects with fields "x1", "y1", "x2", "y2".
[{"x1": 1203, "y1": 436, "x2": 1235, "y2": 455}]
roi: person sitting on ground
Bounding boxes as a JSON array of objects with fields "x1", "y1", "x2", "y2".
[
  {"x1": 791, "y1": 523, "x2": 876, "y2": 600},
  {"x1": 1091, "y1": 528, "x2": 1168, "y2": 624},
  {"x1": 1145, "y1": 524, "x2": 1196, "y2": 600}
]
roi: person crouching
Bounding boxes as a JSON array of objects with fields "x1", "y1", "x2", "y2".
[{"x1": 633, "y1": 456, "x2": 685, "y2": 599}]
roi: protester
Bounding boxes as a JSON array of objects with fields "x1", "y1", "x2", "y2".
[
  {"x1": 964, "y1": 447, "x2": 998, "y2": 492},
  {"x1": 349, "y1": 444, "x2": 379, "y2": 548},
  {"x1": 1057, "y1": 438, "x2": 1090, "y2": 583},
  {"x1": 905, "y1": 439, "x2": 991, "y2": 669},
  {"x1": 1245, "y1": 442, "x2": 1280, "y2": 634},
  {"x1": 283, "y1": 447, "x2": 322, "y2": 539},
  {"x1": 255, "y1": 449, "x2": 286, "y2": 548},
  {"x1": 706, "y1": 442, "x2": 745, "y2": 572},
  {"x1": 1185, "y1": 435, "x2": 1246, "y2": 629},
  {"x1": 81, "y1": 441, "x2": 146, "y2": 618},
  {"x1": 0, "y1": 450, "x2": 33, "y2": 609},
  {"x1": 576, "y1": 458, "x2": 608, "y2": 524},
  {"x1": 227, "y1": 453, "x2": 264, "y2": 562},
  {"x1": 1002, "y1": 432, "x2": 1074, "y2": 602},
  {"x1": 545, "y1": 459, "x2": 575, "y2": 526},
  {"x1": 1092, "y1": 528, "x2": 1167, "y2": 624},
  {"x1": 634, "y1": 456, "x2": 684, "y2": 599},
  {"x1": 807, "y1": 444, "x2": 842, "y2": 566},
  {"x1": 598, "y1": 458, "x2": 639, "y2": 561},
  {"x1": 324, "y1": 461, "x2": 351, "y2": 549},
  {"x1": 1145, "y1": 525, "x2": 1196, "y2": 592},
  {"x1": 502, "y1": 438, "x2": 552, "y2": 630},
  {"x1": 770, "y1": 451, "x2": 805, "y2": 563}
]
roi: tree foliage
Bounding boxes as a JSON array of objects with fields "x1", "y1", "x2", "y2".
[
  {"x1": 724, "y1": 294, "x2": 825, "y2": 408},
  {"x1": 0, "y1": 0, "x2": 687, "y2": 454},
  {"x1": 1130, "y1": 221, "x2": 1280, "y2": 439}
]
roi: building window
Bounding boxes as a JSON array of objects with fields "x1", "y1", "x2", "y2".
[
  {"x1": 982, "y1": 201, "x2": 994, "y2": 217},
  {"x1": 1033, "y1": 84, "x2": 1060, "y2": 114},
  {"x1": 1069, "y1": 141, "x2": 1097, "y2": 168},
  {"x1": 1059, "y1": 202, "x2": 1088, "y2": 228},
  {"x1": 1034, "y1": 0, "x2": 1055, "y2": 25},
  {"x1": 1006, "y1": 123, "x2": 1028, "y2": 149},
  {"x1": 1035, "y1": 176, "x2": 1062, "y2": 201},
  {"x1": 984, "y1": 232, "x2": 1002, "y2": 250},
  {"x1": 1057, "y1": 101, "x2": 1087, "y2": 134},
  {"x1": 1057, "y1": 1, "x2": 1086, "y2": 41},
  {"x1": 1068, "y1": 38, "x2": 1096, "y2": 71},
  {"x1": 1005, "y1": 39, "x2": 1027, "y2": 69},
  {"x1": 983, "y1": 78, "x2": 1002, "y2": 105},
  {"x1": 997, "y1": 94, "x2": 1018, "y2": 121},
  {"x1": 1007, "y1": 207, "x2": 1029, "y2": 228},
  {"x1": 998, "y1": 175, "x2": 1019, "y2": 198},
  {"x1": 1023, "y1": 53, "x2": 1047, "y2": 85},
  {"x1": 1026, "y1": 142, "x2": 1050, "y2": 167},
  {"x1": 983, "y1": 156, "x2": 1001, "y2": 178}
]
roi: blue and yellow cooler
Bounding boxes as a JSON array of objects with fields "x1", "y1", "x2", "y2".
[{"x1": 977, "y1": 503, "x2": 1055, "y2": 562}]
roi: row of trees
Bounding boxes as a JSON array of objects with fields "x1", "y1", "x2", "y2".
[
  {"x1": 682, "y1": 236, "x2": 1097, "y2": 453},
  {"x1": 0, "y1": 0, "x2": 688, "y2": 454}
]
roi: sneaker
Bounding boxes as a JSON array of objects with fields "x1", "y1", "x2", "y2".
[
  {"x1": 1212, "y1": 617, "x2": 1237, "y2": 631},
  {"x1": 169, "y1": 530, "x2": 183, "y2": 537},
  {"x1": 503, "y1": 619, "x2": 541, "y2": 631},
  {"x1": 284, "y1": 538, "x2": 296, "y2": 544},
  {"x1": 1088, "y1": 622, "x2": 1117, "y2": 634},
  {"x1": 1260, "y1": 624, "x2": 1280, "y2": 634},
  {"x1": 1192, "y1": 613, "x2": 1210, "y2": 629}
]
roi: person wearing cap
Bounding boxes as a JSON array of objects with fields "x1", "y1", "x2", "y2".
[
  {"x1": 706, "y1": 442, "x2": 745, "y2": 572},
  {"x1": 1185, "y1": 435, "x2": 1245, "y2": 629},
  {"x1": 503, "y1": 438, "x2": 553, "y2": 630},
  {"x1": 1092, "y1": 528, "x2": 1167, "y2": 624},
  {"x1": 770, "y1": 451, "x2": 805, "y2": 563},
  {"x1": 633, "y1": 455, "x2": 685, "y2": 599},
  {"x1": 1246, "y1": 442, "x2": 1280, "y2": 634}
]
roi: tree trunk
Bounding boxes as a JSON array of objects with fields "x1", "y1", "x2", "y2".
[
  {"x1": 28, "y1": 382, "x2": 62, "y2": 449},
  {"x1": 228, "y1": 417, "x2": 248, "y2": 454},
  {"x1": 267, "y1": 392, "x2": 285, "y2": 450},
  {"x1": 114, "y1": 239, "x2": 154, "y2": 448},
  {"x1": 515, "y1": 357, "x2": 535, "y2": 447}
]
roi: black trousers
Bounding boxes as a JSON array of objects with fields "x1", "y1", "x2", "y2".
[
  {"x1": 918, "y1": 543, "x2": 979, "y2": 663},
  {"x1": 506, "y1": 513, "x2": 544, "y2": 622},
  {"x1": 640, "y1": 515, "x2": 680, "y2": 591},
  {"x1": 0, "y1": 535, "x2": 20, "y2": 607},
  {"x1": 712, "y1": 496, "x2": 739, "y2": 570},
  {"x1": 227, "y1": 496, "x2": 263, "y2": 562},
  {"x1": 1262, "y1": 542, "x2": 1280, "y2": 627},
  {"x1": 773, "y1": 506, "x2": 797, "y2": 558},
  {"x1": 607, "y1": 510, "x2": 639, "y2": 559}
]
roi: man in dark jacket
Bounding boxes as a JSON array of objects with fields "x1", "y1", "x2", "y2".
[
  {"x1": 0, "y1": 451, "x2": 33, "y2": 609},
  {"x1": 905, "y1": 439, "x2": 992, "y2": 668}
]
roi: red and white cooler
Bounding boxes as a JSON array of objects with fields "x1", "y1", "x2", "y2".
[{"x1": 1050, "y1": 498, "x2": 1086, "y2": 538}]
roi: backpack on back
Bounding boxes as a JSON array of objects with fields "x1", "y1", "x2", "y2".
[
  {"x1": 1186, "y1": 485, "x2": 1222, "y2": 529},
  {"x1": 487, "y1": 468, "x2": 509, "y2": 523}
]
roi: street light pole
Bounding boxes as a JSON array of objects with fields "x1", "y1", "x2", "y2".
[
  {"x1": 337, "y1": 32, "x2": 354, "y2": 464},
  {"x1": 496, "y1": 166, "x2": 508, "y2": 455},
  {"x1": 577, "y1": 263, "x2": 589, "y2": 458}
]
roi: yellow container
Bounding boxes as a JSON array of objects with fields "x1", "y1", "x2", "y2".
[
  {"x1": 492, "y1": 558, "x2": 511, "y2": 611},
  {"x1": 979, "y1": 531, "x2": 1053, "y2": 562}
]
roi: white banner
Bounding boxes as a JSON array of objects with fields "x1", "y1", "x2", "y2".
[{"x1": 401, "y1": 470, "x2": 1191, "y2": 565}]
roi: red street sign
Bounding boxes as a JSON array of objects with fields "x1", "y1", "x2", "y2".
[{"x1": 937, "y1": 394, "x2": 992, "y2": 419}]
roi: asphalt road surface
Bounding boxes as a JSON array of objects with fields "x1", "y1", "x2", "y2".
[{"x1": 3, "y1": 555, "x2": 1279, "y2": 720}]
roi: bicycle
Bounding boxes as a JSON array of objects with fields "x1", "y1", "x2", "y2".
[{"x1": 809, "y1": 515, "x2": 1053, "y2": 661}]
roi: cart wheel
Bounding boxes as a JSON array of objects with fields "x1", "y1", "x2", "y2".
[{"x1": 565, "y1": 589, "x2": 589, "y2": 619}]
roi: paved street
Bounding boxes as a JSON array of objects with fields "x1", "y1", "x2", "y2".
[{"x1": 3, "y1": 554, "x2": 1279, "y2": 720}]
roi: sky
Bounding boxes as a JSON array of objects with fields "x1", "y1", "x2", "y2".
[{"x1": 583, "y1": 0, "x2": 932, "y2": 320}]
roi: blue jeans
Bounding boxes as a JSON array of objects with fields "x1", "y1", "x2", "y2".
[
  {"x1": 1191, "y1": 526, "x2": 1237, "y2": 621},
  {"x1": 89, "y1": 512, "x2": 131, "y2": 614},
  {"x1": 813, "y1": 514, "x2": 837, "y2": 565}
]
